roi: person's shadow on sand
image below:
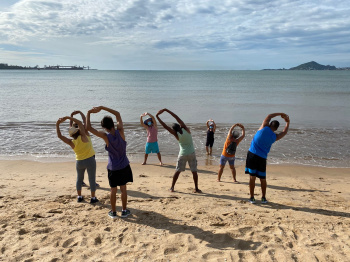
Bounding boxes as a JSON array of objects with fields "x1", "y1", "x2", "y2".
[{"x1": 127, "y1": 209, "x2": 262, "y2": 250}]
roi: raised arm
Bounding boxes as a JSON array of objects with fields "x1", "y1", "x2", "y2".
[
  {"x1": 86, "y1": 107, "x2": 109, "y2": 145},
  {"x1": 212, "y1": 120, "x2": 217, "y2": 133},
  {"x1": 236, "y1": 123, "x2": 246, "y2": 143},
  {"x1": 227, "y1": 124, "x2": 238, "y2": 137},
  {"x1": 276, "y1": 114, "x2": 290, "y2": 141},
  {"x1": 56, "y1": 117, "x2": 74, "y2": 148},
  {"x1": 70, "y1": 110, "x2": 87, "y2": 129},
  {"x1": 260, "y1": 113, "x2": 285, "y2": 130},
  {"x1": 140, "y1": 113, "x2": 148, "y2": 129},
  {"x1": 163, "y1": 108, "x2": 190, "y2": 133},
  {"x1": 156, "y1": 109, "x2": 178, "y2": 139}
]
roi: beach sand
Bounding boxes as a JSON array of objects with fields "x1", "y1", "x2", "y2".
[{"x1": 0, "y1": 160, "x2": 349, "y2": 261}]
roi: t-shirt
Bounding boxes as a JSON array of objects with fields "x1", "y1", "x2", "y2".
[
  {"x1": 72, "y1": 135, "x2": 95, "y2": 161},
  {"x1": 105, "y1": 130, "x2": 129, "y2": 171},
  {"x1": 249, "y1": 126, "x2": 277, "y2": 159},
  {"x1": 178, "y1": 128, "x2": 195, "y2": 156},
  {"x1": 147, "y1": 126, "x2": 158, "y2": 143}
]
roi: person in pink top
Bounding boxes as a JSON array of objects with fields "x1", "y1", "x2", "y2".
[{"x1": 140, "y1": 112, "x2": 163, "y2": 166}]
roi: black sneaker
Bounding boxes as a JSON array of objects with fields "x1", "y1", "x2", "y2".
[
  {"x1": 121, "y1": 209, "x2": 131, "y2": 218},
  {"x1": 108, "y1": 210, "x2": 117, "y2": 219},
  {"x1": 248, "y1": 197, "x2": 256, "y2": 204},
  {"x1": 90, "y1": 197, "x2": 99, "y2": 204},
  {"x1": 261, "y1": 197, "x2": 268, "y2": 204},
  {"x1": 77, "y1": 196, "x2": 84, "y2": 202}
]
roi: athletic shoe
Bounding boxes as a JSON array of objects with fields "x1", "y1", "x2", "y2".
[
  {"x1": 108, "y1": 210, "x2": 117, "y2": 219},
  {"x1": 82, "y1": 181, "x2": 87, "y2": 187},
  {"x1": 90, "y1": 197, "x2": 99, "y2": 204},
  {"x1": 261, "y1": 197, "x2": 268, "y2": 204},
  {"x1": 249, "y1": 197, "x2": 256, "y2": 204},
  {"x1": 77, "y1": 196, "x2": 84, "y2": 202},
  {"x1": 121, "y1": 209, "x2": 131, "y2": 218}
]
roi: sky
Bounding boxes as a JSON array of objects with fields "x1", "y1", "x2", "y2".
[{"x1": 0, "y1": 0, "x2": 349, "y2": 70}]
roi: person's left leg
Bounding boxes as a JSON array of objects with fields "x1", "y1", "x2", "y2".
[
  {"x1": 191, "y1": 171, "x2": 201, "y2": 193},
  {"x1": 260, "y1": 178, "x2": 267, "y2": 198},
  {"x1": 110, "y1": 187, "x2": 118, "y2": 212},
  {"x1": 157, "y1": 153, "x2": 163, "y2": 165},
  {"x1": 205, "y1": 146, "x2": 209, "y2": 155},
  {"x1": 119, "y1": 185, "x2": 128, "y2": 210},
  {"x1": 229, "y1": 164, "x2": 237, "y2": 182},
  {"x1": 142, "y1": 154, "x2": 148, "y2": 165}
]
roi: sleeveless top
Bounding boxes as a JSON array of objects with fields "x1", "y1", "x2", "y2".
[
  {"x1": 178, "y1": 128, "x2": 195, "y2": 156},
  {"x1": 207, "y1": 129, "x2": 214, "y2": 141},
  {"x1": 105, "y1": 130, "x2": 129, "y2": 171},
  {"x1": 72, "y1": 135, "x2": 95, "y2": 161},
  {"x1": 147, "y1": 126, "x2": 158, "y2": 143},
  {"x1": 222, "y1": 135, "x2": 241, "y2": 158},
  {"x1": 249, "y1": 126, "x2": 277, "y2": 159}
]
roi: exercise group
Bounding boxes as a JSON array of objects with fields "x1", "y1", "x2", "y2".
[{"x1": 56, "y1": 107, "x2": 290, "y2": 219}]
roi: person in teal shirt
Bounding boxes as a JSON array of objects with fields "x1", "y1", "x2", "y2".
[{"x1": 156, "y1": 108, "x2": 201, "y2": 193}]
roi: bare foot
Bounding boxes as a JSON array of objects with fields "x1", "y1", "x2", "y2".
[
  {"x1": 217, "y1": 179, "x2": 221, "y2": 182},
  {"x1": 193, "y1": 189, "x2": 202, "y2": 193},
  {"x1": 141, "y1": 162, "x2": 146, "y2": 165},
  {"x1": 159, "y1": 162, "x2": 163, "y2": 166},
  {"x1": 170, "y1": 187, "x2": 175, "y2": 192},
  {"x1": 234, "y1": 180, "x2": 239, "y2": 183}
]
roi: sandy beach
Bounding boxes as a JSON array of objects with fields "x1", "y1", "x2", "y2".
[{"x1": 0, "y1": 160, "x2": 349, "y2": 261}]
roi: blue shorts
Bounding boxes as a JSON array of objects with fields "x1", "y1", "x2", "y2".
[
  {"x1": 145, "y1": 141, "x2": 160, "y2": 154},
  {"x1": 220, "y1": 155, "x2": 236, "y2": 166}
]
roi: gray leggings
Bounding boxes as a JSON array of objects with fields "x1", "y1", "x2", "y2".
[{"x1": 76, "y1": 156, "x2": 96, "y2": 192}]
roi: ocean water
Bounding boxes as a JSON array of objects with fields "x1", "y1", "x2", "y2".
[{"x1": 0, "y1": 70, "x2": 349, "y2": 167}]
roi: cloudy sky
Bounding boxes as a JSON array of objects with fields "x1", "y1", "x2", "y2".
[{"x1": 0, "y1": 0, "x2": 349, "y2": 70}]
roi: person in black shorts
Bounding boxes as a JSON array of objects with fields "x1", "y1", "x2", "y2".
[{"x1": 205, "y1": 119, "x2": 216, "y2": 155}]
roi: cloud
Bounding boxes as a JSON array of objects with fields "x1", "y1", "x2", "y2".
[{"x1": 0, "y1": 0, "x2": 350, "y2": 69}]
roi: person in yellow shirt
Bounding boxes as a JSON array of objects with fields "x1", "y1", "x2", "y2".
[
  {"x1": 217, "y1": 123, "x2": 245, "y2": 182},
  {"x1": 56, "y1": 114, "x2": 98, "y2": 204}
]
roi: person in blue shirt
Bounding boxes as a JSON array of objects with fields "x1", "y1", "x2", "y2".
[{"x1": 245, "y1": 113, "x2": 290, "y2": 204}]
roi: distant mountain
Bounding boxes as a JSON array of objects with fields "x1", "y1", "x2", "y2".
[{"x1": 289, "y1": 61, "x2": 337, "y2": 70}]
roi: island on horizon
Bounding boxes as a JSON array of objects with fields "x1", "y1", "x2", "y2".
[{"x1": 263, "y1": 61, "x2": 350, "y2": 71}]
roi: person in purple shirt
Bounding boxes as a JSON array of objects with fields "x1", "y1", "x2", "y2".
[
  {"x1": 245, "y1": 113, "x2": 290, "y2": 204},
  {"x1": 87, "y1": 106, "x2": 133, "y2": 219},
  {"x1": 140, "y1": 112, "x2": 163, "y2": 166}
]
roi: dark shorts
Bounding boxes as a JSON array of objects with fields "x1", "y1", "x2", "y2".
[
  {"x1": 108, "y1": 164, "x2": 133, "y2": 187},
  {"x1": 245, "y1": 151, "x2": 267, "y2": 179},
  {"x1": 206, "y1": 138, "x2": 214, "y2": 147}
]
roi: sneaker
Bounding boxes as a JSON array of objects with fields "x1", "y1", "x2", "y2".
[
  {"x1": 90, "y1": 197, "x2": 99, "y2": 204},
  {"x1": 121, "y1": 209, "x2": 131, "y2": 218},
  {"x1": 249, "y1": 197, "x2": 256, "y2": 204},
  {"x1": 82, "y1": 181, "x2": 87, "y2": 187},
  {"x1": 108, "y1": 210, "x2": 117, "y2": 219},
  {"x1": 261, "y1": 197, "x2": 268, "y2": 204},
  {"x1": 77, "y1": 196, "x2": 84, "y2": 202}
]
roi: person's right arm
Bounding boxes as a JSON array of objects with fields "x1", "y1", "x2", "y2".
[
  {"x1": 56, "y1": 117, "x2": 74, "y2": 149},
  {"x1": 164, "y1": 108, "x2": 190, "y2": 133},
  {"x1": 156, "y1": 109, "x2": 178, "y2": 140},
  {"x1": 140, "y1": 112, "x2": 148, "y2": 129},
  {"x1": 276, "y1": 115, "x2": 290, "y2": 141},
  {"x1": 86, "y1": 108, "x2": 109, "y2": 145},
  {"x1": 227, "y1": 124, "x2": 237, "y2": 138}
]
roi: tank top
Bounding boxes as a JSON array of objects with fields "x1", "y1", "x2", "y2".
[
  {"x1": 147, "y1": 126, "x2": 158, "y2": 143},
  {"x1": 249, "y1": 126, "x2": 277, "y2": 159},
  {"x1": 178, "y1": 128, "x2": 195, "y2": 156},
  {"x1": 222, "y1": 135, "x2": 240, "y2": 157},
  {"x1": 207, "y1": 129, "x2": 214, "y2": 141},
  {"x1": 72, "y1": 135, "x2": 95, "y2": 161},
  {"x1": 105, "y1": 130, "x2": 129, "y2": 171}
]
